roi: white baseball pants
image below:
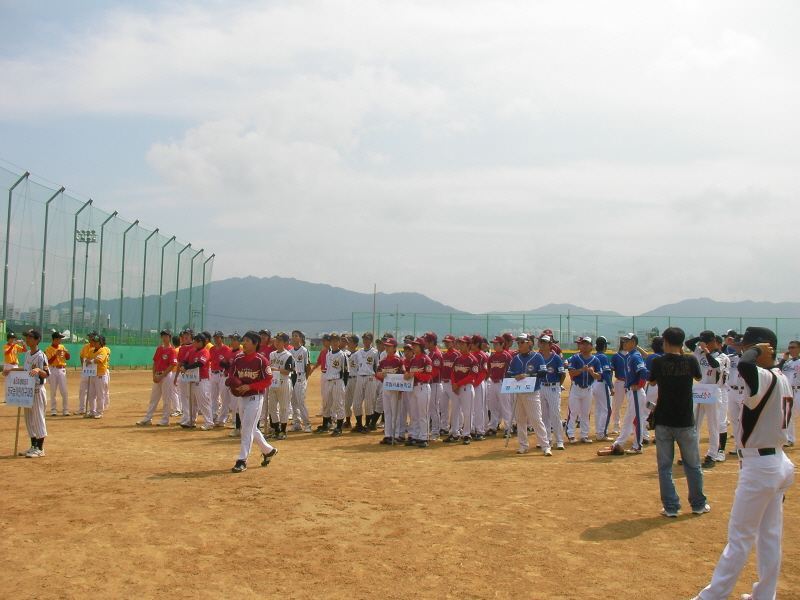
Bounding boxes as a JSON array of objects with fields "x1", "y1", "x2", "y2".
[
  {"x1": 25, "y1": 387, "x2": 48, "y2": 439},
  {"x1": 471, "y1": 381, "x2": 487, "y2": 435},
  {"x1": 78, "y1": 374, "x2": 89, "y2": 412},
  {"x1": 427, "y1": 381, "x2": 443, "y2": 434},
  {"x1": 209, "y1": 372, "x2": 226, "y2": 419},
  {"x1": 344, "y1": 378, "x2": 356, "y2": 418},
  {"x1": 87, "y1": 375, "x2": 109, "y2": 417},
  {"x1": 237, "y1": 393, "x2": 275, "y2": 462},
  {"x1": 614, "y1": 388, "x2": 644, "y2": 450},
  {"x1": 539, "y1": 383, "x2": 564, "y2": 446},
  {"x1": 486, "y1": 380, "x2": 504, "y2": 430},
  {"x1": 408, "y1": 383, "x2": 430, "y2": 441},
  {"x1": 322, "y1": 378, "x2": 345, "y2": 420},
  {"x1": 291, "y1": 377, "x2": 310, "y2": 426},
  {"x1": 697, "y1": 450, "x2": 794, "y2": 600},
  {"x1": 565, "y1": 385, "x2": 592, "y2": 440},
  {"x1": 449, "y1": 385, "x2": 474, "y2": 438},
  {"x1": 382, "y1": 390, "x2": 403, "y2": 439},
  {"x1": 269, "y1": 381, "x2": 293, "y2": 424},
  {"x1": 611, "y1": 379, "x2": 626, "y2": 432},
  {"x1": 188, "y1": 380, "x2": 214, "y2": 426},
  {"x1": 591, "y1": 381, "x2": 612, "y2": 438},
  {"x1": 143, "y1": 372, "x2": 176, "y2": 423},
  {"x1": 516, "y1": 391, "x2": 550, "y2": 451},
  {"x1": 439, "y1": 382, "x2": 454, "y2": 431},
  {"x1": 694, "y1": 402, "x2": 720, "y2": 458},
  {"x1": 354, "y1": 375, "x2": 379, "y2": 416},
  {"x1": 48, "y1": 367, "x2": 68, "y2": 414}
]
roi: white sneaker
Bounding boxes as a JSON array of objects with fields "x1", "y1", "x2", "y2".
[
  {"x1": 303, "y1": 423, "x2": 313, "y2": 433},
  {"x1": 716, "y1": 451, "x2": 726, "y2": 462},
  {"x1": 18, "y1": 446, "x2": 35, "y2": 456},
  {"x1": 290, "y1": 423, "x2": 303, "y2": 431},
  {"x1": 692, "y1": 504, "x2": 711, "y2": 515},
  {"x1": 516, "y1": 448, "x2": 528, "y2": 454},
  {"x1": 51, "y1": 411, "x2": 57, "y2": 417},
  {"x1": 26, "y1": 448, "x2": 45, "y2": 458},
  {"x1": 228, "y1": 429, "x2": 241, "y2": 437},
  {"x1": 93, "y1": 414, "x2": 103, "y2": 419},
  {"x1": 136, "y1": 420, "x2": 152, "y2": 426},
  {"x1": 156, "y1": 421, "x2": 169, "y2": 427},
  {"x1": 200, "y1": 423, "x2": 214, "y2": 431},
  {"x1": 543, "y1": 448, "x2": 553, "y2": 456}
]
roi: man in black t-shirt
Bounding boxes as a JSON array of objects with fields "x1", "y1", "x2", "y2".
[{"x1": 648, "y1": 326, "x2": 706, "y2": 517}]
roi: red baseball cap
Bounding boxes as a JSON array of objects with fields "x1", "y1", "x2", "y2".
[
  {"x1": 471, "y1": 334, "x2": 483, "y2": 345},
  {"x1": 383, "y1": 337, "x2": 398, "y2": 347},
  {"x1": 491, "y1": 336, "x2": 505, "y2": 345},
  {"x1": 442, "y1": 334, "x2": 456, "y2": 343},
  {"x1": 412, "y1": 337, "x2": 426, "y2": 347},
  {"x1": 423, "y1": 332, "x2": 438, "y2": 344},
  {"x1": 458, "y1": 336, "x2": 472, "y2": 344},
  {"x1": 502, "y1": 333, "x2": 514, "y2": 343}
]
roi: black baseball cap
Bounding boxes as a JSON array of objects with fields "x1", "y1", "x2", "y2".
[
  {"x1": 192, "y1": 333, "x2": 205, "y2": 342},
  {"x1": 322, "y1": 334, "x2": 331, "y2": 341},
  {"x1": 182, "y1": 328, "x2": 194, "y2": 336},
  {"x1": 160, "y1": 329, "x2": 171, "y2": 336},
  {"x1": 731, "y1": 326, "x2": 777, "y2": 349},
  {"x1": 698, "y1": 330, "x2": 715, "y2": 343},
  {"x1": 275, "y1": 332, "x2": 290, "y2": 343},
  {"x1": 229, "y1": 333, "x2": 242, "y2": 341},
  {"x1": 258, "y1": 329, "x2": 271, "y2": 336},
  {"x1": 213, "y1": 330, "x2": 225, "y2": 338},
  {"x1": 24, "y1": 328, "x2": 42, "y2": 340},
  {"x1": 362, "y1": 332, "x2": 374, "y2": 340},
  {"x1": 52, "y1": 331, "x2": 65, "y2": 340}
]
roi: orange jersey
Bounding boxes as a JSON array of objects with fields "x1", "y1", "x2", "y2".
[
  {"x1": 45, "y1": 343, "x2": 70, "y2": 367},
  {"x1": 3, "y1": 341, "x2": 25, "y2": 365}
]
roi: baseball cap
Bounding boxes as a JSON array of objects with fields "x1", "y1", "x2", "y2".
[
  {"x1": 362, "y1": 332, "x2": 374, "y2": 340},
  {"x1": 458, "y1": 335, "x2": 472, "y2": 344},
  {"x1": 403, "y1": 343, "x2": 413, "y2": 351},
  {"x1": 537, "y1": 334, "x2": 552, "y2": 343},
  {"x1": 725, "y1": 329, "x2": 737, "y2": 338},
  {"x1": 88, "y1": 330, "x2": 99, "y2": 338},
  {"x1": 516, "y1": 333, "x2": 533, "y2": 342},
  {"x1": 225, "y1": 376, "x2": 242, "y2": 389},
  {"x1": 502, "y1": 333, "x2": 514, "y2": 343},
  {"x1": 698, "y1": 330, "x2": 716, "y2": 343},
  {"x1": 471, "y1": 334, "x2": 483, "y2": 345},
  {"x1": 411, "y1": 337, "x2": 426, "y2": 347},
  {"x1": 181, "y1": 328, "x2": 194, "y2": 336},
  {"x1": 403, "y1": 334, "x2": 415, "y2": 342},
  {"x1": 213, "y1": 330, "x2": 225, "y2": 338},
  {"x1": 258, "y1": 329, "x2": 271, "y2": 336},
  {"x1": 423, "y1": 332, "x2": 438, "y2": 344},
  {"x1": 383, "y1": 337, "x2": 398, "y2": 347},
  {"x1": 160, "y1": 329, "x2": 172, "y2": 336},
  {"x1": 192, "y1": 333, "x2": 205, "y2": 342},
  {"x1": 491, "y1": 336, "x2": 505, "y2": 345},
  {"x1": 24, "y1": 328, "x2": 42, "y2": 340},
  {"x1": 442, "y1": 334, "x2": 456, "y2": 343},
  {"x1": 229, "y1": 333, "x2": 242, "y2": 341},
  {"x1": 576, "y1": 336, "x2": 592, "y2": 344},
  {"x1": 730, "y1": 326, "x2": 777, "y2": 349},
  {"x1": 329, "y1": 333, "x2": 340, "y2": 340},
  {"x1": 52, "y1": 331, "x2": 65, "y2": 340},
  {"x1": 621, "y1": 333, "x2": 638, "y2": 343},
  {"x1": 6, "y1": 331, "x2": 15, "y2": 339},
  {"x1": 322, "y1": 334, "x2": 331, "y2": 341},
  {"x1": 275, "y1": 332, "x2": 290, "y2": 343}
]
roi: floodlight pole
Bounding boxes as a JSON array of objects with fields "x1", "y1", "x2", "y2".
[
  {"x1": 3, "y1": 171, "x2": 29, "y2": 322},
  {"x1": 140, "y1": 228, "x2": 159, "y2": 340},
  {"x1": 174, "y1": 243, "x2": 191, "y2": 331},
  {"x1": 187, "y1": 248, "x2": 203, "y2": 330},
  {"x1": 95, "y1": 211, "x2": 118, "y2": 332},
  {"x1": 69, "y1": 199, "x2": 92, "y2": 338},
  {"x1": 201, "y1": 254, "x2": 214, "y2": 332},
  {"x1": 118, "y1": 219, "x2": 139, "y2": 335},
  {"x1": 157, "y1": 236, "x2": 175, "y2": 330},
  {"x1": 39, "y1": 186, "x2": 65, "y2": 331}
]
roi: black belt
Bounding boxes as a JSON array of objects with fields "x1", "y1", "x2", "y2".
[
  {"x1": 737, "y1": 448, "x2": 776, "y2": 457},
  {"x1": 155, "y1": 371, "x2": 164, "y2": 375},
  {"x1": 211, "y1": 370, "x2": 223, "y2": 374},
  {"x1": 730, "y1": 385, "x2": 743, "y2": 390},
  {"x1": 541, "y1": 382, "x2": 558, "y2": 386},
  {"x1": 575, "y1": 384, "x2": 591, "y2": 389}
]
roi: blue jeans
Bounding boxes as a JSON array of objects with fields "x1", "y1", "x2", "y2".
[{"x1": 655, "y1": 424, "x2": 706, "y2": 512}]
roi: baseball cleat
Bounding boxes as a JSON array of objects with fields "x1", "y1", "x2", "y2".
[
  {"x1": 516, "y1": 448, "x2": 528, "y2": 454},
  {"x1": 51, "y1": 411, "x2": 57, "y2": 417},
  {"x1": 568, "y1": 437, "x2": 577, "y2": 444},
  {"x1": 784, "y1": 441, "x2": 794, "y2": 447},
  {"x1": 701, "y1": 456, "x2": 716, "y2": 468},
  {"x1": 543, "y1": 448, "x2": 553, "y2": 457},
  {"x1": 27, "y1": 448, "x2": 45, "y2": 458},
  {"x1": 277, "y1": 432, "x2": 287, "y2": 440},
  {"x1": 261, "y1": 448, "x2": 278, "y2": 466},
  {"x1": 462, "y1": 436, "x2": 471, "y2": 445},
  {"x1": 716, "y1": 451, "x2": 726, "y2": 462},
  {"x1": 579, "y1": 438, "x2": 593, "y2": 443},
  {"x1": 313, "y1": 425, "x2": 327, "y2": 434},
  {"x1": 596, "y1": 436, "x2": 612, "y2": 442},
  {"x1": 303, "y1": 423, "x2": 312, "y2": 433},
  {"x1": 93, "y1": 414, "x2": 103, "y2": 419},
  {"x1": 290, "y1": 423, "x2": 302, "y2": 432},
  {"x1": 556, "y1": 443, "x2": 565, "y2": 450},
  {"x1": 156, "y1": 421, "x2": 169, "y2": 426},
  {"x1": 18, "y1": 446, "x2": 36, "y2": 456},
  {"x1": 660, "y1": 508, "x2": 678, "y2": 518},
  {"x1": 231, "y1": 460, "x2": 247, "y2": 473},
  {"x1": 597, "y1": 445, "x2": 624, "y2": 456},
  {"x1": 625, "y1": 447, "x2": 642, "y2": 454},
  {"x1": 404, "y1": 438, "x2": 417, "y2": 446},
  {"x1": 417, "y1": 440, "x2": 429, "y2": 448},
  {"x1": 74, "y1": 410, "x2": 86, "y2": 415},
  {"x1": 200, "y1": 423, "x2": 215, "y2": 431},
  {"x1": 331, "y1": 427, "x2": 342, "y2": 437},
  {"x1": 443, "y1": 435, "x2": 458, "y2": 443},
  {"x1": 379, "y1": 437, "x2": 391, "y2": 445},
  {"x1": 228, "y1": 429, "x2": 241, "y2": 437},
  {"x1": 692, "y1": 504, "x2": 711, "y2": 515},
  {"x1": 641, "y1": 438, "x2": 650, "y2": 445},
  {"x1": 62, "y1": 412, "x2": 70, "y2": 416},
  {"x1": 136, "y1": 420, "x2": 152, "y2": 426}
]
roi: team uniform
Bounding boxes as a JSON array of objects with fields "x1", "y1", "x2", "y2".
[
  {"x1": 289, "y1": 344, "x2": 312, "y2": 431},
  {"x1": 447, "y1": 352, "x2": 478, "y2": 442},
  {"x1": 209, "y1": 344, "x2": 232, "y2": 424},
  {"x1": 175, "y1": 343, "x2": 193, "y2": 422},
  {"x1": 612, "y1": 348, "x2": 647, "y2": 452},
  {"x1": 439, "y1": 345, "x2": 460, "y2": 435},
  {"x1": 182, "y1": 346, "x2": 215, "y2": 429},
  {"x1": 426, "y1": 346, "x2": 444, "y2": 436},
  {"x1": 3, "y1": 340, "x2": 25, "y2": 370},
  {"x1": 376, "y1": 352, "x2": 405, "y2": 443},
  {"x1": 725, "y1": 347, "x2": 744, "y2": 455},
  {"x1": 565, "y1": 353, "x2": 602, "y2": 442},
  {"x1": 486, "y1": 349, "x2": 513, "y2": 435},
  {"x1": 538, "y1": 353, "x2": 566, "y2": 449},
  {"x1": 592, "y1": 350, "x2": 613, "y2": 440},
  {"x1": 320, "y1": 348, "x2": 347, "y2": 429},
  {"x1": 714, "y1": 351, "x2": 731, "y2": 458},
  {"x1": 507, "y1": 351, "x2": 550, "y2": 454},
  {"x1": 343, "y1": 348, "x2": 357, "y2": 422},
  {"x1": 609, "y1": 350, "x2": 628, "y2": 433},
  {"x1": 228, "y1": 350, "x2": 276, "y2": 471},
  {"x1": 689, "y1": 343, "x2": 722, "y2": 461},
  {"x1": 45, "y1": 341, "x2": 70, "y2": 415},
  {"x1": 354, "y1": 346, "x2": 380, "y2": 428},
  {"x1": 76, "y1": 342, "x2": 93, "y2": 414},
  {"x1": 85, "y1": 345, "x2": 111, "y2": 418},
  {"x1": 642, "y1": 352, "x2": 664, "y2": 444},
  {"x1": 470, "y1": 349, "x2": 489, "y2": 438},
  {"x1": 17, "y1": 347, "x2": 50, "y2": 457},
  {"x1": 268, "y1": 348, "x2": 295, "y2": 436},
  {"x1": 779, "y1": 354, "x2": 798, "y2": 446},
  {"x1": 406, "y1": 353, "x2": 433, "y2": 445},
  {"x1": 139, "y1": 344, "x2": 178, "y2": 425}
]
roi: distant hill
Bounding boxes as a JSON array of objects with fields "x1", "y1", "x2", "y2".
[
  {"x1": 493, "y1": 303, "x2": 622, "y2": 316},
  {"x1": 641, "y1": 298, "x2": 800, "y2": 318}
]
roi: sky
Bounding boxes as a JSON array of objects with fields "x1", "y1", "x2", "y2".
[{"x1": 1, "y1": 0, "x2": 798, "y2": 316}]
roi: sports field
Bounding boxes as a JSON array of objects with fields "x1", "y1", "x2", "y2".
[{"x1": 1, "y1": 370, "x2": 797, "y2": 600}]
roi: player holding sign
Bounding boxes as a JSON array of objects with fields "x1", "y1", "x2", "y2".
[
  {"x1": 375, "y1": 337, "x2": 405, "y2": 445},
  {"x1": 507, "y1": 334, "x2": 551, "y2": 456},
  {"x1": 4, "y1": 329, "x2": 50, "y2": 458}
]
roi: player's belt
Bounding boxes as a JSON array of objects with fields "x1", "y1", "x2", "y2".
[
  {"x1": 211, "y1": 370, "x2": 223, "y2": 374},
  {"x1": 575, "y1": 384, "x2": 591, "y2": 389},
  {"x1": 155, "y1": 371, "x2": 164, "y2": 375},
  {"x1": 737, "y1": 447, "x2": 776, "y2": 458},
  {"x1": 441, "y1": 378, "x2": 451, "y2": 383},
  {"x1": 730, "y1": 385, "x2": 743, "y2": 390},
  {"x1": 491, "y1": 378, "x2": 502, "y2": 383},
  {"x1": 541, "y1": 382, "x2": 558, "y2": 386},
  {"x1": 792, "y1": 385, "x2": 800, "y2": 391}
]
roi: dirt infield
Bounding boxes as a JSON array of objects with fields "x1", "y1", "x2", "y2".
[{"x1": 1, "y1": 370, "x2": 797, "y2": 600}]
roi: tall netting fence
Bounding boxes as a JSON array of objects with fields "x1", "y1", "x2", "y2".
[
  {"x1": 353, "y1": 313, "x2": 800, "y2": 351},
  {"x1": 0, "y1": 165, "x2": 214, "y2": 345}
]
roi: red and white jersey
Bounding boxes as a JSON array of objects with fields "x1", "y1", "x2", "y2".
[
  {"x1": 210, "y1": 344, "x2": 231, "y2": 372},
  {"x1": 428, "y1": 347, "x2": 443, "y2": 383},
  {"x1": 440, "y1": 349, "x2": 460, "y2": 381},
  {"x1": 152, "y1": 345, "x2": 178, "y2": 372},
  {"x1": 488, "y1": 350, "x2": 512, "y2": 382}
]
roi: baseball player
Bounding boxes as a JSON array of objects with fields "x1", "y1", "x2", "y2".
[
  {"x1": 423, "y1": 333, "x2": 444, "y2": 438},
  {"x1": 137, "y1": 329, "x2": 178, "y2": 426},
  {"x1": 352, "y1": 332, "x2": 379, "y2": 433},
  {"x1": 342, "y1": 335, "x2": 358, "y2": 429},
  {"x1": 310, "y1": 334, "x2": 331, "y2": 417},
  {"x1": 724, "y1": 332, "x2": 744, "y2": 456},
  {"x1": 592, "y1": 336, "x2": 614, "y2": 441},
  {"x1": 689, "y1": 327, "x2": 794, "y2": 600},
  {"x1": 289, "y1": 330, "x2": 312, "y2": 433},
  {"x1": 5, "y1": 329, "x2": 49, "y2": 457},
  {"x1": 565, "y1": 336, "x2": 603, "y2": 443},
  {"x1": 403, "y1": 337, "x2": 433, "y2": 447},
  {"x1": 609, "y1": 341, "x2": 628, "y2": 434},
  {"x1": 45, "y1": 331, "x2": 70, "y2": 416},
  {"x1": 84, "y1": 334, "x2": 110, "y2": 419},
  {"x1": 470, "y1": 334, "x2": 489, "y2": 441},
  {"x1": 374, "y1": 337, "x2": 404, "y2": 444},
  {"x1": 209, "y1": 331, "x2": 232, "y2": 426},
  {"x1": 3, "y1": 331, "x2": 26, "y2": 370},
  {"x1": 175, "y1": 329, "x2": 194, "y2": 424},
  {"x1": 74, "y1": 331, "x2": 96, "y2": 415},
  {"x1": 267, "y1": 332, "x2": 294, "y2": 439},
  {"x1": 438, "y1": 334, "x2": 460, "y2": 436},
  {"x1": 178, "y1": 334, "x2": 214, "y2": 430},
  {"x1": 444, "y1": 336, "x2": 478, "y2": 445},
  {"x1": 226, "y1": 330, "x2": 277, "y2": 473},
  {"x1": 713, "y1": 334, "x2": 731, "y2": 459},
  {"x1": 598, "y1": 333, "x2": 648, "y2": 455},
  {"x1": 508, "y1": 333, "x2": 551, "y2": 455},
  {"x1": 315, "y1": 333, "x2": 346, "y2": 436},
  {"x1": 226, "y1": 333, "x2": 244, "y2": 437},
  {"x1": 778, "y1": 340, "x2": 798, "y2": 447},
  {"x1": 486, "y1": 335, "x2": 513, "y2": 436},
  {"x1": 686, "y1": 331, "x2": 722, "y2": 468},
  {"x1": 537, "y1": 334, "x2": 566, "y2": 450}
]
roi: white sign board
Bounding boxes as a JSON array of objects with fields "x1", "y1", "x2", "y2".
[
  {"x1": 270, "y1": 373, "x2": 282, "y2": 387},
  {"x1": 5, "y1": 372, "x2": 35, "y2": 407},
  {"x1": 82, "y1": 362, "x2": 97, "y2": 377},
  {"x1": 179, "y1": 368, "x2": 200, "y2": 383},
  {"x1": 500, "y1": 377, "x2": 536, "y2": 394},
  {"x1": 692, "y1": 383, "x2": 718, "y2": 404},
  {"x1": 382, "y1": 373, "x2": 413, "y2": 391}
]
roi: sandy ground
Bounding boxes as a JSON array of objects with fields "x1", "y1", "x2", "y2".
[{"x1": 0, "y1": 370, "x2": 797, "y2": 600}]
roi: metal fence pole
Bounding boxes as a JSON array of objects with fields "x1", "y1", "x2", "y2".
[
  {"x1": 95, "y1": 211, "x2": 118, "y2": 332},
  {"x1": 139, "y1": 228, "x2": 159, "y2": 341},
  {"x1": 39, "y1": 186, "x2": 64, "y2": 331},
  {"x1": 69, "y1": 199, "x2": 92, "y2": 338},
  {"x1": 3, "y1": 171, "x2": 29, "y2": 320},
  {"x1": 157, "y1": 236, "x2": 176, "y2": 330},
  {"x1": 174, "y1": 243, "x2": 191, "y2": 331},
  {"x1": 187, "y1": 248, "x2": 203, "y2": 329},
  {"x1": 119, "y1": 220, "x2": 139, "y2": 335},
  {"x1": 201, "y1": 254, "x2": 214, "y2": 333}
]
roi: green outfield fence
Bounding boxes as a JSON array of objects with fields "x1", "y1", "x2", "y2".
[
  {"x1": 0, "y1": 163, "x2": 214, "y2": 346},
  {"x1": 352, "y1": 313, "x2": 800, "y2": 351}
]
